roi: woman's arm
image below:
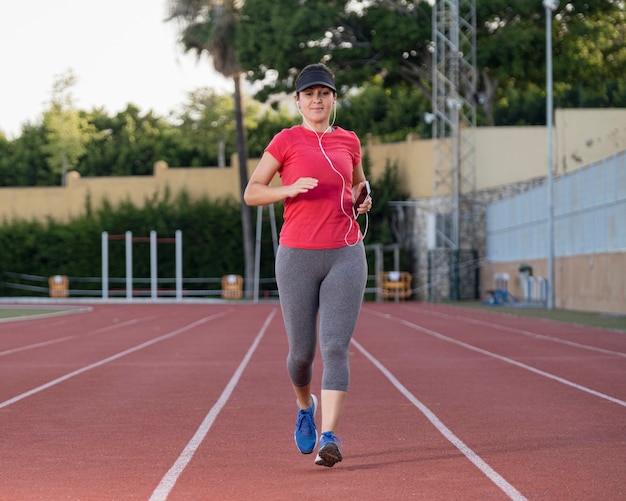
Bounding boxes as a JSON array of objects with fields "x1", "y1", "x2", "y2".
[
  {"x1": 351, "y1": 160, "x2": 372, "y2": 215},
  {"x1": 243, "y1": 151, "x2": 319, "y2": 207},
  {"x1": 352, "y1": 160, "x2": 366, "y2": 188}
]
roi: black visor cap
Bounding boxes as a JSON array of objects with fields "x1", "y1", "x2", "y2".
[{"x1": 295, "y1": 68, "x2": 336, "y2": 93}]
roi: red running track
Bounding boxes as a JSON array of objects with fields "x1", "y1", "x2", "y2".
[{"x1": 0, "y1": 302, "x2": 624, "y2": 500}]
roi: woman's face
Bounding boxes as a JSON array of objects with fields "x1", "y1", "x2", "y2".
[{"x1": 296, "y1": 85, "x2": 335, "y2": 125}]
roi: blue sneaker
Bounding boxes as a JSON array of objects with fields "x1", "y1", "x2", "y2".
[
  {"x1": 294, "y1": 394, "x2": 318, "y2": 454},
  {"x1": 315, "y1": 431, "x2": 343, "y2": 467}
]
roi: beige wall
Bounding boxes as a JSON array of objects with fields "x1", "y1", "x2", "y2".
[
  {"x1": 556, "y1": 108, "x2": 626, "y2": 174},
  {"x1": 473, "y1": 108, "x2": 626, "y2": 315},
  {"x1": 364, "y1": 135, "x2": 434, "y2": 199},
  {"x1": 474, "y1": 108, "x2": 626, "y2": 190},
  {"x1": 0, "y1": 161, "x2": 246, "y2": 224},
  {"x1": 474, "y1": 126, "x2": 547, "y2": 190},
  {"x1": 480, "y1": 252, "x2": 626, "y2": 315},
  {"x1": 1, "y1": 108, "x2": 624, "y2": 223},
  {"x1": 1, "y1": 108, "x2": 625, "y2": 313}
]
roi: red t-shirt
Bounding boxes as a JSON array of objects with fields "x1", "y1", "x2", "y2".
[{"x1": 266, "y1": 125, "x2": 363, "y2": 249}]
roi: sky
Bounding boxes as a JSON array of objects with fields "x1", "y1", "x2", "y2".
[{"x1": 0, "y1": 0, "x2": 232, "y2": 139}]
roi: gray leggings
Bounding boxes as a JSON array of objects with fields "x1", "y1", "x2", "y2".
[{"x1": 275, "y1": 242, "x2": 368, "y2": 392}]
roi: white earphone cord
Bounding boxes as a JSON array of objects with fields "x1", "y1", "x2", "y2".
[{"x1": 299, "y1": 106, "x2": 368, "y2": 246}]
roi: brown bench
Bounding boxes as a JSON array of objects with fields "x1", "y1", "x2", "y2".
[
  {"x1": 378, "y1": 271, "x2": 412, "y2": 301},
  {"x1": 221, "y1": 274, "x2": 243, "y2": 299}
]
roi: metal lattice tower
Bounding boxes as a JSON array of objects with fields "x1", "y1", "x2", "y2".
[{"x1": 430, "y1": 0, "x2": 478, "y2": 299}]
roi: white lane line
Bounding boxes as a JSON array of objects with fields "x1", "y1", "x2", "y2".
[
  {"x1": 0, "y1": 318, "x2": 143, "y2": 358},
  {"x1": 0, "y1": 310, "x2": 231, "y2": 410},
  {"x1": 149, "y1": 308, "x2": 277, "y2": 501},
  {"x1": 0, "y1": 336, "x2": 76, "y2": 356},
  {"x1": 86, "y1": 318, "x2": 144, "y2": 335},
  {"x1": 404, "y1": 305, "x2": 626, "y2": 358},
  {"x1": 370, "y1": 309, "x2": 626, "y2": 409},
  {"x1": 351, "y1": 337, "x2": 528, "y2": 501},
  {"x1": 0, "y1": 306, "x2": 92, "y2": 324}
]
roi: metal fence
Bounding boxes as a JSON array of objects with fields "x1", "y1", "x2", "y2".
[
  {"x1": 427, "y1": 249, "x2": 480, "y2": 301},
  {"x1": 486, "y1": 151, "x2": 626, "y2": 262}
]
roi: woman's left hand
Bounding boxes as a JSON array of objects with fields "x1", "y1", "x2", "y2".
[{"x1": 355, "y1": 195, "x2": 372, "y2": 214}]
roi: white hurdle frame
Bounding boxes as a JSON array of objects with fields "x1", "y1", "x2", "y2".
[{"x1": 101, "y1": 230, "x2": 182, "y2": 300}]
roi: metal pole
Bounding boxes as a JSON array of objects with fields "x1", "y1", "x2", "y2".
[
  {"x1": 253, "y1": 206, "x2": 263, "y2": 303},
  {"x1": 175, "y1": 230, "x2": 182, "y2": 301},
  {"x1": 150, "y1": 230, "x2": 157, "y2": 300},
  {"x1": 126, "y1": 231, "x2": 133, "y2": 301},
  {"x1": 544, "y1": 0, "x2": 557, "y2": 309},
  {"x1": 102, "y1": 231, "x2": 108, "y2": 300},
  {"x1": 269, "y1": 203, "x2": 278, "y2": 258}
]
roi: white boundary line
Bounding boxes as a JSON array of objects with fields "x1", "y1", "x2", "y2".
[
  {"x1": 0, "y1": 318, "x2": 145, "y2": 358},
  {"x1": 373, "y1": 310, "x2": 626, "y2": 409},
  {"x1": 0, "y1": 305, "x2": 92, "y2": 323},
  {"x1": 0, "y1": 336, "x2": 76, "y2": 357},
  {"x1": 407, "y1": 305, "x2": 626, "y2": 358},
  {"x1": 351, "y1": 337, "x2": 528, "y2": 501},
  {"x1": 0, "y1": 310, "x2": 231, "y2": 410},
  {"x1": 149, "y1": 308, "x2": 277, "y2": 501}
]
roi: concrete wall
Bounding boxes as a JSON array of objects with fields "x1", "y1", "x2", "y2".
[
  {"x1": 475, "y1": 126, "x2": 547, "y2": 190},
  {"x1": 1, "y1": 108, "x2": 625, "y2": 313},
  {"x1": 0, "y1": 160, "x2": 265, "y2": 224},
  {"x1": 364, "y1": 135, "x2": 435, "y2": 198},
  {"x1": 1, "y1": 108, "x2": 624, "y2": 223},
  {"x1": 480, "y1": 150, "x2": 626, "y2": 315},
  {"x1": 480, "y1": 252, "x2": 626, "y2": 314},
  {"x1": 556, "y1": 108, "x2": 626, "y2": 174}
]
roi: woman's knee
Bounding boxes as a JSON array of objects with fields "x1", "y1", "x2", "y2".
[{"x1": 288, "y1": 349, "x2": 315, "y2": 371}]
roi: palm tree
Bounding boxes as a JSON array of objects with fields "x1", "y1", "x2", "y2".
[{"x1": 167, "y1": 0, "x2": 255, "y2": 297}]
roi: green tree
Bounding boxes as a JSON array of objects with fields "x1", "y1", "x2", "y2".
[
  {"x1": 337, "y1": 80, "x2": 430, "y2": 141},
  {"x1": 476, "y1": 0, "x2": 626, "y2": 124},
  {"x1": 364, "y1": 157, "x2": 410, "y2": 246},
  {"x1": 238, "y1": 0, "x2": 626, "y2": 126},
  {"x1": 1, "y1": 124, "x2": 51, "y2": 186},
  {"x1": 0, "y1": 132, "x2": 12, "y2": 185},
  {"x1": 238, "y1": 1, "x2": 432, "y2": 99},
  {"x1": 237, "y1": 0, "x2": 344, "y2": 100},
  {"x1": 245, "y1": 105, "x2": 296, "y2": 158},
  {"x1": 167, "y1": 0, "x2": 255, "y2": 297},
  {"x1": 173, "y1": 88, "x2": 236, "y2": 167},
  {"x1": 42, "y1": 69, "x2": 96, "y2": 185},
  {"x1": 81, "y1": 105, "x2": 181, "y2": 177}
]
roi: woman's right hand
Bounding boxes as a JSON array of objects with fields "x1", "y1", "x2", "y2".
[
  {"x1": 287, "y1": 177, "x2": 318, "y2": 198},
  {"x1": 246, "y1": 153, "x2": 320, "y2": 206}
]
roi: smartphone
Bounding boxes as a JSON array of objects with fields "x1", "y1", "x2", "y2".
[{"x1": 354, "y1": 180, "x2": 371, "y2": 212}]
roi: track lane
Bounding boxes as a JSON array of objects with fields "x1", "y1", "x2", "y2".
[
  {"x1": 150, "y1": 308, "x2": 277, "y2": 500},
  {"x1": 389, "y1": 303, "x2": 626, "y2": 402},
  {"x1": 0, "y1": 305, "x2": 255, "y2": 499},
  {"x1": 413, "y1": 303, "x2": 626, "y2": 352},
  {"x1": 164, "y1": 306, "x2": 526, "y2": 501},
  {"x1": 0, "y1": 305, "x2": 230, "y2": 402},
  {"x1": 357, "y1": 303, "x2": 626, "y2": 500},
  {"x1": 1, "y1": 303, "x2": 624, "y2": 500}
]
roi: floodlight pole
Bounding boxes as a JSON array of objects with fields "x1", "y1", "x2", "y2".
[{"x1": 544, "y1": 0, "x2": 557, "y2": 310}]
